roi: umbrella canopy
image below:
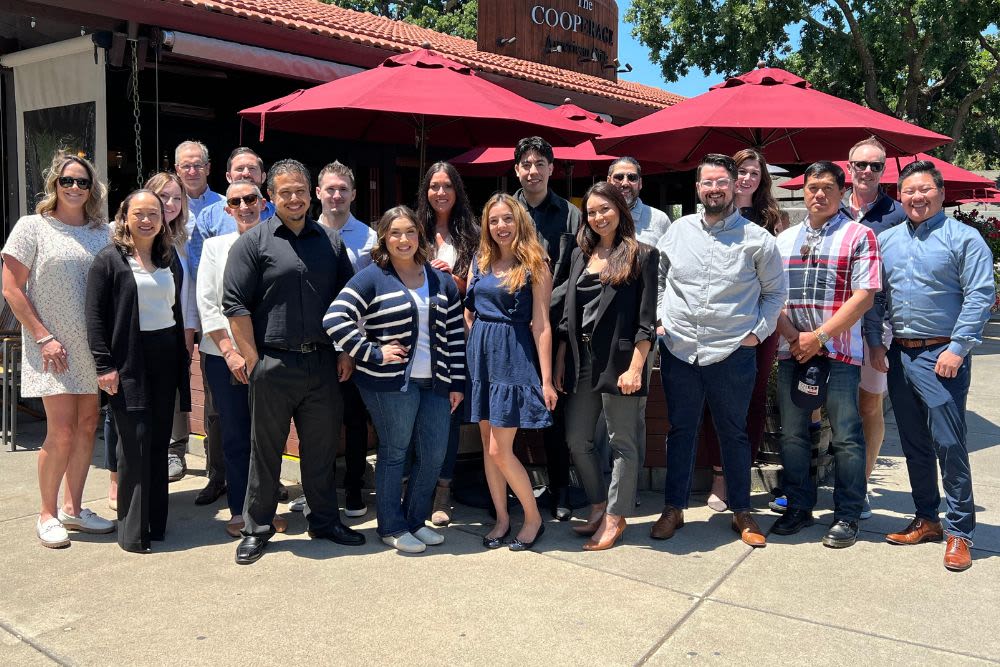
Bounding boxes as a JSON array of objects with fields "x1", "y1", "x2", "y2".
[
  {"x1": 593, "y1": 67, "x2": 952, "y2": 168},
  {"x1": 956, "y1": 188, "x2": 1000, "y2": 205},
  {"x1": 240, "y1": 48, "x2": 595, "y2": 171}
]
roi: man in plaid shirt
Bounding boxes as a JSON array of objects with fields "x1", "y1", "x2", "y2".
[{"x1": 771, "y1": 161, "x2": 881, "y2": 548}]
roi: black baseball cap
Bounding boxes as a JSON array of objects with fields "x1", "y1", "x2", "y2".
[{"x1": 791, "y1": 356, "x2": 830, "y2": 410}]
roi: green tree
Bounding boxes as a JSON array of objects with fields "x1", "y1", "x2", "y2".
[
  {"x1": 625, "y1": 0, "x2": 1000, "y2": 167},
  {"x1": 320, "y1": 1, "x2": 478, "y2": 40}
]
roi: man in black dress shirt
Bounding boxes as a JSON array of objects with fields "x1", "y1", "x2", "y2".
[
  {"x1": 223, "y1": 159, "x2": 364, "y2": 564},
  {"x1": 513, "y1": 136, "x2": 581, "y2": 520}
]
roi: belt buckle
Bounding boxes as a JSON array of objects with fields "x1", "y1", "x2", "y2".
[
  {"x1": 580, "y1": 333, "x2": 591, "y2": 344},
  {"x1": 300, "y1": 343, "x2": 316, "y2": 353}
]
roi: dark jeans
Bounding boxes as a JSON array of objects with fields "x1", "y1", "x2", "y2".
[
  {"x1": 888, "y1": 342, "x2": 975, "y2": 540},
  {"x1": 359, "y1": 379, "x2": 450, "y2": 538},
  {"x1": 438, "y1": 406, "x2": 464, "y2": 482},
  {"x1": 203, "y1": 353, "x2": 251, "y2": 517},
  {"x1": 340, "y1": 377, "x2": 371, "y2": 492},
  {"x1": 661, "y1": 343, "x2": 756, "y2": 513},
  {"x1": 778, "y1": 358, "x2": 866, "y2": 521},
  {"x1": 111, "y1": 328, "x2": 180, "y2": 551},
  {"x1": 243, "y1": 347, "x2": 344, "y2": 538}
]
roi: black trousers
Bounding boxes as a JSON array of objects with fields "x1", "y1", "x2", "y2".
[
  {"x1": 200, "y1": 349, "x2": 225, "y2": 483},
  {"x1": 112, "y1": 329, "x2": 180, "y2": 552},
  {"x1": 243, "y1": 347, "x2": 345, "y2": 537},
  {"x1": 341, "y1": 377, "x2": 371, "y2": 492},
  {"x1": 542, "y1": 395, "x2": 570, "y2": 489}
]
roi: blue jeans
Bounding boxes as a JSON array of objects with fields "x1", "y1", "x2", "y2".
[
  {"x1": 203, "y1": 354, "x2": 252, "y2": 517},
  {"x1": 661, "y1": 343, "x2": 756, "y2": 512},
  {"x1": 359, "y1": 380, "x2": 450, "y2": 537},
  {"x1": 438, "y1": 406, "x2": 463, "y2": 481},
  {"x1": 887, "y1": 342, "x2": 975, "y2": 540},
  {"x1": 778, "y1": 359, "x2": 866, "y2": 521}
]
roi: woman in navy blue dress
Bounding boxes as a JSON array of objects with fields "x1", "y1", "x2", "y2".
[{"x1": 465, "y1": 193, "x2": 557, "y2": 551}]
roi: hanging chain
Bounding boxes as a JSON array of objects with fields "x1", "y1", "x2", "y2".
[{"x1": 130, "y1": 41, "x2": 143, "y2": 187}]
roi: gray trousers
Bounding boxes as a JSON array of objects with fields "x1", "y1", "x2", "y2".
[
  {"x1": 168, "y1": 393, "x2": 190, "y2": 458},
  {"x1": 565, "y1": 346, "x2": 643, "y2": 516}
]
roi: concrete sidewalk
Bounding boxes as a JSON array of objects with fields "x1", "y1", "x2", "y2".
[{"x1": 2, "y1": 324, "x2": 1000, "y2": 665}]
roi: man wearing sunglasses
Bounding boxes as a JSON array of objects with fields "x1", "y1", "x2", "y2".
[
  {"x1": 772, "y1": 161, "x2": 880, "y2": 548},
  {"x1": 841, "y1": 137, "x2": 907, "y2": 520},
  {"x1": 866, "y1": 161, "x2": 994, "y2": 571},
  {"x1": 607, "y1": 157, "x2": 671, "y2": 247}
]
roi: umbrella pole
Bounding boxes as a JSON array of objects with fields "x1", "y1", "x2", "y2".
[
  {"x1": 565, "y1": 161, "x2": 575, "y2": 199},
  {"x1": 418, "y1": 117, "x2": 427, "y2": 177}
]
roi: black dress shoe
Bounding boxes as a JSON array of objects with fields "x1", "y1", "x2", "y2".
[
  {"x1": 308, "y1": 522, "x2": 366, "y2": 546},
  {"x1": 482, "y1": 526, "x2": 511, "y2": 549},
  {"x1": 195, "y1": 480, "x2": 227, "y2": 506},
  {"x1": 771, "y1": 509, "x2": 815, "y2": 535},
  {"x1": 277, "y1": 484, "x2": 289, "y2": 502},
  {"x1": 550, "y1": 487, "x2": 572, "y2": 521},
  {"x1": 235, "y1": 535, "x2": 268, "y2": 565},
  {"x1": 822, "y1": 520, "x2": 859, "y2": 548},
  {"x1": 509, "y1": 523, "x2": 545, "y2": 552}
]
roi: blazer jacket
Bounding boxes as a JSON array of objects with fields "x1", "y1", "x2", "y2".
[
  {"x1": 556, "y1": 243, "x2": 659, "y2": 396},
  {"x1": 85, "y1": 244, "x2": 192, "y2": 412}
]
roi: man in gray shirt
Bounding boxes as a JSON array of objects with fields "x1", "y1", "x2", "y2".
[
  {"x1": 607, "y1": 157, "x2": 671, "y2": 246},
  {"x1": 650, "y1": 154, "x2": 786, "y2": 547}
]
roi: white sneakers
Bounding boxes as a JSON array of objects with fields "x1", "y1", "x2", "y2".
[
  {"x1": 382, "y1": 527, "x2": 446, "y2": 553},
  {"x1": 413, "y1": 526, "x2": 445, "y2": 546},
  {"x1": 58, "y1": 508, "x2": 115, "y2": 534},
  {"x1": 36, "y1": 517, "x2": 70, "y2": 548}
]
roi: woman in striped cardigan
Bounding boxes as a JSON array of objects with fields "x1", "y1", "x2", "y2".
[{"x1": 324, "y1": 206, "x2": 465, "y2": 554}]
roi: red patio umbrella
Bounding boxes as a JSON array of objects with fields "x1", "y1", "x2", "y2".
[
  {"x1": 956, "y1": 188, "x2": 1000, "y2": 205},
  {"x1": 240, "y1": 48, "x2": 595, "y2": 173},
  {"x1": 593, "y1": 66, "x2": 952, "y2": 168}
]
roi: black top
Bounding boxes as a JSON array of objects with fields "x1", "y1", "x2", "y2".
[
  {"x1": 222, "y1": 216, "x2": 354, "y2": 350},
  {"x1": 576, "y1": 270, "x2": 602, "y2": 337},
  {"x1": 514, "y1": 188, "x2": 580, "y2": 288},
  {"x1": 85, "y1": 244, "x2": 191, "y2": 411}
]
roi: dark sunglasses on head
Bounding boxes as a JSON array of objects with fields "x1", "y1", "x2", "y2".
[
  {"x1": 849, "y1": 161, "x2": 885, "y2": 173},
  {"x1": 57, "y1": 176, "x2": 92, "y2": 190},
  {"x1": 611, "y1": 173, "x2": 640, "y2": 183},
  {"x1": 227, "y1": 194, "x2": 260, "y2": 207}
]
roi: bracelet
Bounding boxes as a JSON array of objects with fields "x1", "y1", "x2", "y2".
[{"x1": 35, "y1": 334, "x2": 55, "y2": 345}]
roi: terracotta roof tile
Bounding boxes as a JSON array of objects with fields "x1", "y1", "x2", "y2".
[{"x1": 165, "y1": 0, "x2": 683, "y2": 110}]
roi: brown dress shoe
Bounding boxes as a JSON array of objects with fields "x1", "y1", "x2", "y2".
[
  {"x1": 886, "y1": 517, "x2": 943, "y2": 545},
  {"x1": 572, "y1": 511, "x2": 606, "y2": 537},
  {"x1": 731, "y1": 511, "x2": 766, "y2": 548},
  {"x1": 944, "y1": 536, "x2": 972, "y2": 572},
  {"x1": 582, "y1": 515, "x2": 626, "y2": 551},
  {"x1": 650, "y1": 506, "x2": 684, "y2": 540}
]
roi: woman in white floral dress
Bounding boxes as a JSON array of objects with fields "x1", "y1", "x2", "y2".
[{"x1": 1, "y1": 151, "x2": 116, "y2": 548}]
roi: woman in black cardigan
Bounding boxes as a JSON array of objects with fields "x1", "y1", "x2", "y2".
[
  {"x1": 86, "y1": 189, "x2": 190, "y2": 553},
  {"x1": 554, "y1": 181, "x2": 658, "y2": 551}
]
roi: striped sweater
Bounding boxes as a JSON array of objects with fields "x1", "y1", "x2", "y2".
[{"x1": 324, "y1": 262, "x2": 466, "y2": 395}]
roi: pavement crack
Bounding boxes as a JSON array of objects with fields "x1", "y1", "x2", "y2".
[{"x1": 0, "y1": 617, "x2": 73, "y2": 666}]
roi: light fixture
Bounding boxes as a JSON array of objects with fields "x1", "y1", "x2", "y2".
[
  {"x1": 30, "y1": 16, "x2": 36, "y2": 28},
  {"x1": 617, "y1": 63, "x2": 633, "y2": 73},
  {"x1": 80, "y1": 26, "x2": 86, "y2": 36},
  {"x1": 496, "y1": 36, "x2": 516, "y2": 47},
  {"x1": 544, "y1": 45, "x2": 562, "y2": 54},
  {"x1": 578, "y1": 49, "x2": 599, "y2": 64}
]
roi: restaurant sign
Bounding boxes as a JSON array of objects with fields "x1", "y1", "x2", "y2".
[{"x1": 478, "y1": 0, "x2": 620, "y2": 81}]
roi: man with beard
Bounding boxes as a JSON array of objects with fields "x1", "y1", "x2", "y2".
[
  {"x1": 607, "y1": 157, "x2": 671, "y2": 247},
  {"x1": 651, "y1": 154, "x2": 785, "y2": 547}
]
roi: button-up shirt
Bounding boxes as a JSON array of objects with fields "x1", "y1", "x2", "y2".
[
  {"x1": 515, "y1": 188, "x2": 580, "y2": 281},
  {"x1": 222, "y1": 216, "x2": 354, "y2": 350},
  {"x1": 775, "y1": 212, "x2": 881, "y2": 365},
  {"x1": 657, "y1": 208, "x2": 786, "y2": 365},
  {"x1": 185, "y1": 188, "x2": 224, "y2": 236},
  {"x1": 188, "y1": 199, "x2": 276, "y2": 285},
  {"x1": 329, "y1": 214, "x2": 377, "y2": 271},
  {"x1": 631, "y1": 197, "x2": 671, "y2": 247},
  {"x1": 865, "y1": 211, "x2": 995, "y2": 358}
]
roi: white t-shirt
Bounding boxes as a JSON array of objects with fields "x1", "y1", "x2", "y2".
[
  {"x1": 433, "y1": 239, "x2": 458, "y2": 270},
  {"x1": 128, "y1": 256, "x2": 176, "y2": 331},
  {"x1": 407, "y1": 270, "x2": 432, "y2": 379}
]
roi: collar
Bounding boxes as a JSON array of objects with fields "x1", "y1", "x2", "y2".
[
  {"x1": 270, "y1": 215, "x2": 322, "y2": 238},
  {"x1": 516, "y1": 188, "x2": 557, "y2": 212},
  {"x1": 701, "y1": 206, "x2": 744, "y2": 233},
  {"x1": 907, "y1": 210, "x2": 947, "y2": 236},
  {"x1": 188, "y1": 188, "x2": 218, "y2": 204}
]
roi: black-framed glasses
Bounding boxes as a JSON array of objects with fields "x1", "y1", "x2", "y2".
[
  {"x1": 611, "y1": 172, "x2": 640, "y2": 183},
  {"x1": 227, "y1": 194, "x2": 260, "y2": 207},
  {"x1": 57, "y1": 176, "x2": 92, "y2": 190},
  {"x1": 849, "y1": 161, "x2": 885, "y2": 173}
]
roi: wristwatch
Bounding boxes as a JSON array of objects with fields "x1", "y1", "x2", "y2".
[{"x1": 814, "y1": 328, "x2": 831, "y2": 345}]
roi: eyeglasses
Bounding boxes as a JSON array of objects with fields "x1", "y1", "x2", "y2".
[
  {"x1": 177, "y1": 163, "x2": 207, "y2": 172},
  {"x1": 227, "y1": 194, "x2": 260, "y2": 207},
  {"x1": 698, "y1": 178, "x2": 732, "y2": 189},
  {"x1": 900, "y1": 186, "x2": 939, "y2": 197},
  {"x1": 849, "y1": 161, "x2": 885, "y2": 173},
  {"x1": 611, "y1": 173, "x2": 640, "y2": 183},
  {"x1": 57, "y1": 176, "x2": 92, "y2": 190}
]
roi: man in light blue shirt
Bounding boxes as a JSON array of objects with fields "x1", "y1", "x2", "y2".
[
  {"x1": 607, "y1": 157, "x2": 671, "y2": 247},
  {"x1": 175, "y1": 140, "x2": 224, "y2": 232},
  {"x1": 867, "y1": 161, "x2": 995, "y2": 572},
  {"x1": 651, "y1": 154, "x2": 785, "y2": 548}
]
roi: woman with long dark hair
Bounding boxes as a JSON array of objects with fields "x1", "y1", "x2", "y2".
[
  {"x1": 415, "y1": 161, "x2": 479, "y2": 526},
  {"x1": 85, "y1": 189, "x2": 190, "y2": 552},
  {"x1": 702, "y1": 148, "x2": 784, "y2": 511},
  {"x1": 555, "y1": 181, "x2": 658, "y2": 551}
]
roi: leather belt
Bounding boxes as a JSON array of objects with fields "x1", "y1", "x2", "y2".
[
  {"x1": 893, "y1": 336, "x2": 950, "y2": 349},
  {"x1": 264, "y1": 343, "x2": 327, "y2": 354}
]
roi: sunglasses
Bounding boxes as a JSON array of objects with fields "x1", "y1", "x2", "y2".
[
  {"x1": 57, "y1": 176, "x2": 92, "y2": 190},
  {"x1": 849, "y1": 161, "x2": 885, "y2": 173},
  {"x1": 227, "y1": 194, "x2": 260, "y2": 207},
  {"x1": 611, "y1": 173, "x2": 640, "y2": 183},
  {"x1": 799, "y1": 228, "x2": 823, "y2": 265}
]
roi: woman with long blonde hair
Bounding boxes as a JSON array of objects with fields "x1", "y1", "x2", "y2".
[{"x1": 465, "y1": 193, "x2": 557, "y2": 551}]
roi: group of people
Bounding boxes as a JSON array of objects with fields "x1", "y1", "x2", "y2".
[{"x1": 1, "y1": 133, "x2": 993, "y2": 572}]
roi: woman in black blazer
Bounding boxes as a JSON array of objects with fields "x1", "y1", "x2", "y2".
[
  {"x1": 86, "y1": 189, "x2": 191, "y2": 553},
  {"x1": 554, "y1": 181, "x2": 658, "y2": 551}
]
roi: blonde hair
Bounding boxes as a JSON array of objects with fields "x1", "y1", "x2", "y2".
[
  {"x1": 477, "y1": 193, "x2": 549, "y2": 292},
  {"x1": 35, "y1": 151, "x2": 108, "y2": 227},
  {"x1": 144, "y1": 172, "x2": 189, "y2": 246}
]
